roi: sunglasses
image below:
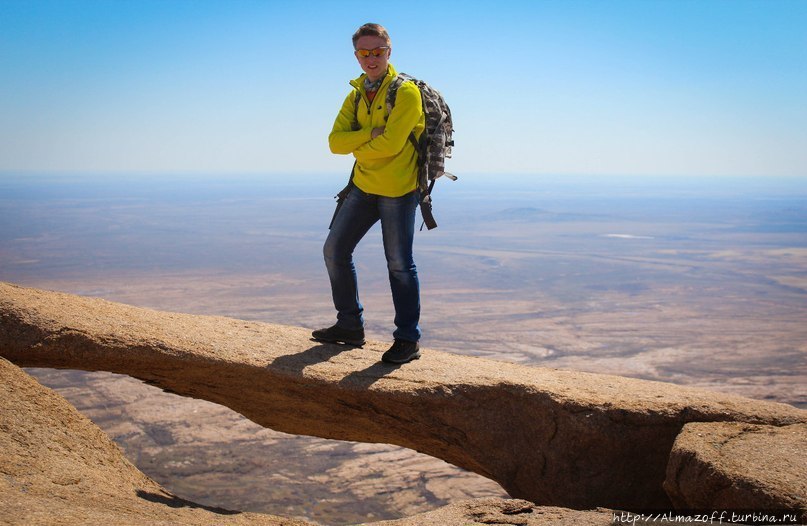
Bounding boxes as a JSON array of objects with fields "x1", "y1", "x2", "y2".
[{"x1": 355, "y1": 46, "x2": 390, "y2": 58}]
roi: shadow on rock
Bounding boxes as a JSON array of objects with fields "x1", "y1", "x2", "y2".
[
  {"x1": 268, "y1": 341, "x2": 355, "y2": 372},
  {"x1": 136, "y1": 490, "x2": 241, "y2": 515},
  {"x1": 339, "y1": 361, "x2": 403, "y2": 389}
]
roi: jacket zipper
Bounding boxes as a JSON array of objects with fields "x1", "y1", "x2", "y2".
[{"x1": 356, "y1": 75, "x2": 391, "y2": 122}]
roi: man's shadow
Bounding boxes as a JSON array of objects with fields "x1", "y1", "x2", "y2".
[
  {"x1": 339, "y1": 360, "x2": 402, "y2": 389},
  {"x1": 268, "y1": 339, "x2": 402, "y2": 389},
  {"x1": 268, "y1": 340, "x2": 353, "y2": 373}
]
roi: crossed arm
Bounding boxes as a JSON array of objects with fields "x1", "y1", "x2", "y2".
[{"x1": 328, "y1": 82, "x2": 422, "y2": 160}]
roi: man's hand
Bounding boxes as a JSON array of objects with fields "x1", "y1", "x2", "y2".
[{"x1": 371, "y1": 126, "x2": 385, "y2": 139}]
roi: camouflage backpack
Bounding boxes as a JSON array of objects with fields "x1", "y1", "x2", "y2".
[
  {"x1": 385, "y1": 73, "x2": 456, "y2": 230},
  {"x1": 331, "y1": 73, "x2": 456, "y2": 231}
]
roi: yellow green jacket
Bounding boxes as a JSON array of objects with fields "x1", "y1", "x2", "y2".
[{"x1": 329, "y1": 64, "x2": 425, "y2": 198}]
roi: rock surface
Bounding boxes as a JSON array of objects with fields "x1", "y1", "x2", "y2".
[
  {"x1": 24, "y1": 367, "x2": 509, "y2": 524},
  {"x1": 0, "y1": 356, "x2": 614, "y2": 525},
  {"x1": 367, "y1": 498, "x2": 614, "y2": 525},
  {"x1": 0, "y1": 356, "x2": 308, "y2": 526},
  {"x1": 664, "y1": 422, "x2": 806, "y2": 522},
  {"x1": 2, "y1": 281, "x2": 806, "y2": 511}
]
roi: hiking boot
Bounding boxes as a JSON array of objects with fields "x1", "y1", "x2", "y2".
[
  {"x1": 311, "y1": 324, "x2": 365, "y2": 346},
  {"x1": 382, "y1": 339, "x2": 421, "y2": 364}
]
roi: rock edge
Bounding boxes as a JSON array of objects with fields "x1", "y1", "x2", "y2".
[{"x1": 1, "y1": 281, "x2": 805, "y2": 511}]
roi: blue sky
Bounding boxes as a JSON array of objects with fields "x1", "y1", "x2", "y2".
[{"x1": 1, "y1": 0, "x2": 805, "y2": 177}]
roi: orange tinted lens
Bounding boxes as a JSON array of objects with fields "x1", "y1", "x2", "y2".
[{"x1": 356, "y1": 47, "x2": 387, "y2": 58}]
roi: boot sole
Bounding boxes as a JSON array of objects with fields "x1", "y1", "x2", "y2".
[
  {"x1": 311, "y1": 336, "x2": 365, "y2": 347},
  {"x1": 381, "y1": 350, "x2": 421, "y2": 364}
]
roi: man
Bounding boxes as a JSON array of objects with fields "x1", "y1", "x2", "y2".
[{"x1": 312, "y1": 23, "x2": 425, "y2": 364}]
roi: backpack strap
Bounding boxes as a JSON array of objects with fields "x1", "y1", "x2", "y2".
[
  {"x1": 386, "y1": 74, "x2": 438, "y2": 230},
  {"x1": 384, "y1": 74, "x2": 408, "y2": 116},
  {"x1": 386, "y1": 74, "x2": 419, "y2": 144},
  {"x1": 419, "y1": 179, "x2": 438, "y2": 231},
  {"x1": 351, "y1": 91, "x2": 361, "y2": 131},
  {"x1": 329, "y1": 162, "x2": 356, "y2": 230}
]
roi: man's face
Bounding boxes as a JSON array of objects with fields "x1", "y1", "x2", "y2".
[{"x1": 354, "y1": 35, "x2": 390, "y2": 82}]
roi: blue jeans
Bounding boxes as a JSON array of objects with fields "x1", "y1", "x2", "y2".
[{"x1": 324, "y1": 186, "x2": 421, "y2": 342}]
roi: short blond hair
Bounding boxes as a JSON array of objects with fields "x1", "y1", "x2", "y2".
[{"x1": 352, "y1": 23, "x2": 391, "y2": 49}]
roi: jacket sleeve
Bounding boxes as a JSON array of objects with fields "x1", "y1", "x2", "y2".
[
  {"x1": 353, "y1": 82, "x2": 422, "y2": 161},
  {"x1": 328, "y1": 91, "x2": 373, "y2": 154}
]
